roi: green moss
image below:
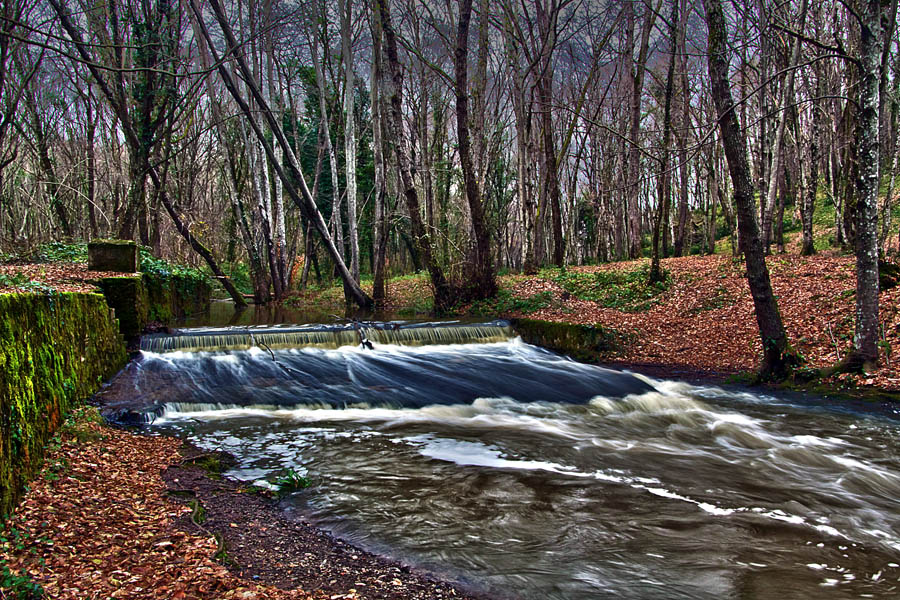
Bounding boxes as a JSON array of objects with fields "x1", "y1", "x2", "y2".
[
  {"x1": 0, "y1": 293, "x2": 126, "y2": 518},
  {"x1": 513, "y1": 318, "x2": 628, "y2": 363},
  {"x1": 180, "y1": 451, "x2": 234, "y2": 480},
  {"x1": 541, "y1": 263, "x2": 671, "y2": 312},
  {"x1": 142, "y1": 272, "x2": 211, "y2": 324},
  {"x1": 97, "y1": 271, "x2": 210, "y2": 337}
]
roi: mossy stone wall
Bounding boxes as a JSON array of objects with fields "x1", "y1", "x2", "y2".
[
  {"x1": 512, "y1": 318, "x2": 624, "y2": 363},
  {"x1": 97, "y1": 276, "x2": 148, "y2": 339},
  {"x1": 0, "y1": 293, "x2": 127, "y2": 517},
  {"x1": 143, "y1": 272, "x2": 211, "y2": 324},
  {"x1": 98, "y1": 273, "x2": 210, "y2": 338},
  {"x1": 87, "y1": 239, "x2": 139, "y2": 272}
]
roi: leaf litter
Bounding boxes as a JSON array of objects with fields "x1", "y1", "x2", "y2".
[{"x1": 0, "y1": 412, "x2": 480, "y2": 600}]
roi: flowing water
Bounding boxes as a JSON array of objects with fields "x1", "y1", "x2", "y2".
[{"x1": 106, "y1": 324, "x2": 900, "y2": 599}]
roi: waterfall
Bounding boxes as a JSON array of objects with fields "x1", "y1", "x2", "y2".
[{"x1": 140, "y1": 320, "x2": 514, "y2": 353}]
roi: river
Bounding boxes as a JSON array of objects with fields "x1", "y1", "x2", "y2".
[{"x1": 110, "y1": 325, "x2": 900, "y2": 599}]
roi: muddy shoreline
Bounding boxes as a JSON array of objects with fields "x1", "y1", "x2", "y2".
[{"x1": 160, "y1": 441, "x2": 497, "y2": 600}]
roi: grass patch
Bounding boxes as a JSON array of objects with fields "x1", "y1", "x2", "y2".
[
  {"x1": 689, "y1": 286, "x2": 736, "y2": 314},
  {"x1": 466, "y1": 289, "x2": 553, "y2": 317},
  {"x1": 396, "y1": 294, "x2": 434, "y2": 317},
  {"x1": 542, "y1": 263, "x2": 671, "y2": 312},
  {"x1": 271, "y1": 468, "x2": 311, "y2": 497},
  {"x1": 181, "y1": 451, "x2": 235, "y2": 480}
]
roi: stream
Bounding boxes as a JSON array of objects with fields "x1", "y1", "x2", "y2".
[{"x1": 106, "y1": 324, "x2": 900, "y2": 599}]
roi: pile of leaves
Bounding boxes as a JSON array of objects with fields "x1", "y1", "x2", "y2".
[
  {"x1": 0, "y1": 407, "x2": 316, "y2": 600},
  {"x1": 0, "y1": 263, "x2": 130, "y2": 294}
]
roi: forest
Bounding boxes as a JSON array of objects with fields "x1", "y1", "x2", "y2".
[
  {"x1": 6, "y1": 2, "x2": 900, "y2": 598},
  {"x1": 0, "y1": 0, "x2": 897, "y2": 376}
]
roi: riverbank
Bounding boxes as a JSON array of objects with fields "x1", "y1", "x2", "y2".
[{"x1": 0, "y1": 407, "x2": 485, "y2": 600}]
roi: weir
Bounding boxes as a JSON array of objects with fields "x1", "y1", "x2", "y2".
[
  {"x1": 140, "y1": 320, "x2": 514, "y2": 353},
  {"x1": 104, "y1": 330, "x2": 654, "y2": 421}
]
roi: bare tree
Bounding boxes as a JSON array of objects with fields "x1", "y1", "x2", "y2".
[
  {"x1": 341, "y1": 0, "x2": 360, "y2": 282},
  {"x1": 844, "y1": 0, "x2": 892, "y2": 371},
  {"x1": 376, "y1": 0, "x2": 452, "y2": 311},
  {"x1": 455, "y1": 0, "x2": 497, "y2": 298},
  {"x1": 49, "y1": 0, "x2": 248, "y2": 307},
  {"x1": 703, "y1": 0, "x2": 798, "y2": 379},
  {"x1": 191, "y1": 0, "x2": 373, "y2": 309}
]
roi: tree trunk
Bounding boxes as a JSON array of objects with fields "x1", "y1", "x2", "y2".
[
  {"x1": 502, "y1": 4, "x2": 537, "y2": 274},
  {"x1": 702, "y1": 0, "x2": 796, "y2": 379},
  {"x1": 341, "y1": 0, "x2": 360, "y2": 283},
  {"x1": 761, "y1": 0, "x2": 808, "y2": 253},
  {"x1": 85, "y1": 97, "x2": 98, "y2": 238},
  {"x1": 376, "y1": 0, "x2": 451, "y2": 311},
  {"x1": 650, "y1": 0, "x2": 678, "y2": 284},
  {"x1": 673, "y1": 0, "x2": 690, "y2": 257},
  {"x1": 535, "y1": 1, "x2": 564, "y2": 267},
  {"x1": 193, "y1": 11, "x2": 268, "y2": 302},
  {"x1": 455, "y1": 0, "x2": 497, "y2": 299},
  {"x1": 311, "y1": 28, "x2": 346, "y2": 271},
  {"x1": 193, "y1": 0, "x2": 372, "y2": 309},
  {"x1": 800, "y1": 86, "x2": 821, "y2": 257},
  {"x1": 370, "y1": 0, "x2": 389, "y2": 305},
  {"x1": 47, "y1": 1, "x2": 257, "y2": 307},
  {"x1": 625, "y1": 0, "x2": 658, "y2": 259},
  {"x1": 845, "y1": 0, "x2": 885, "y2": 372}
]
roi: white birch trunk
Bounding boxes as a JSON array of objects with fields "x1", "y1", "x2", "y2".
[{"x1": 341, "y1": 0, "x2": 359, "y2": 282}]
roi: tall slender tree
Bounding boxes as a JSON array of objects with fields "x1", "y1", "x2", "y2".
[{"x1": 703, "y1": 0, "x2": 798, "y2": 378}]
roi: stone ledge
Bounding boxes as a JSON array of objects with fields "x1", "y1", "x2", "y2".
[{"x1": 88, "y1": 239, "x2": 138, "y2": 273}]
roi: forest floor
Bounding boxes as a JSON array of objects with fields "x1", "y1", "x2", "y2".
[
  {"x1": 290, "y1": 251, "x2": 900, "y2": 394},
  {"x1": 0, "y1": 407, "x2": 483, "y2": 600}
]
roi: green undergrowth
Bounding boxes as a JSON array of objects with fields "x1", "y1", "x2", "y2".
[
  {"x1": 180, "y1": 451, "x2": 235, "y2": 481},
  {"x1": 34, "y1": 242, "x2": 88, "y2": 264},
  {"x1": 542, "y1": 262, "x2": 671, "y2": 312},
  {"x1": 0, "y1": 273, "x2": 54, "y2": 293},
  {"x1": 139, "y1": 249, "x2": 207, "y2": 287},
  {"x1": 271, "y1": 468, "x2": 311, "y2": 497},
  {"x1": 465, "y1": 289, "x2": 553, "y2": 317},
  {"x1": 1, "y1": 540, "x2": 43, "y2": 599},
  {"x1": 396, "y1": 295, "x2": 434, "y2": 317}
]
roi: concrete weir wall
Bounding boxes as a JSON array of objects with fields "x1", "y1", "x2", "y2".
[{"x1": 0, "y1": 293, "x2": 127, "y2": 517}]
